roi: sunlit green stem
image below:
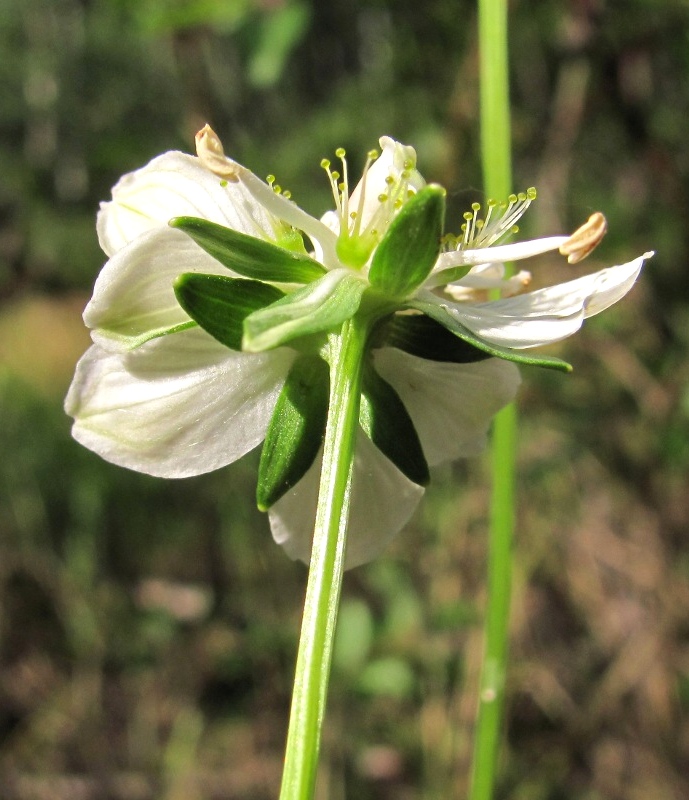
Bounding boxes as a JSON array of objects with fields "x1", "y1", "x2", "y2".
[
  {"x1": 469, "y1": 0, "x2": 516, "y2": 799},
  {"x1": 478, "y1": 0, "x2": 511, "y2": 201},
  {"x1": 279, "y1": 315, "x2": 371, "y2": 800}
]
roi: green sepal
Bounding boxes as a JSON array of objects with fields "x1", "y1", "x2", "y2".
[
  {"x1": 174, "y1": 273, "x2": 284, "y2": 351},
  {"x1": 243, "y1": 269, "x2": 368, "y2": 352},
  {"x1": 257, "y1": 354, "x2": 330, "y2": 510},
  {"x1": 170, "y1": 216, "x2": 326, "y2": 284},
  {"x1": 359, "y1": 362, "x2": 430, "y2": 486},
  {"x1": 408, "y1": 298, "x2": 573, "y2": 372},
  {"x1": 368, "y1": 185, "x2": 446, "y2": 298},
  {"x1": 373, "y1": 313, "x2": 492, "y2": 363}
]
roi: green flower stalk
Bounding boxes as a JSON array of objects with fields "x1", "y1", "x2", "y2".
[{"x1": 65, "y1": 124, "x2": 651, "y2": 797}]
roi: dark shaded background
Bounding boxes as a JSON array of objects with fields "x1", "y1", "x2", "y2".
[{"x1": 1, "y1": 0, "x2": 688, "y2": 797}]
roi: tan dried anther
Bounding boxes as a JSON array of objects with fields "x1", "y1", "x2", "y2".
[
  {"x1": 559, "y1": 212, "x2": 608, "y2": 264},
  {"x1": 195, "y1": 124, "x2": 241, "y2": 182}
]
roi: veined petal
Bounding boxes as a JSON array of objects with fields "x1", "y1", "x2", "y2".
[
  {"x1": 268, "y1": 430, "x2": 424, "y2": 569},
  {"x1": 85, "y1": 227, "x2": 228, "y2": 351},
  {"x1": 65, "y1": 327, "x2": 295, "y2": 478},
  {"x1": 97, "y1": 151, "x2": 284, "y2": 256},
  {"x1": 432, "y1": 235, "x2": 568, "y2": 273},
  {"x1": 428, "y1": 253, "x2": 650, "y2": 349},
  {"x1": 374, "y1": 349, "x2": 521, "y2": 466}
]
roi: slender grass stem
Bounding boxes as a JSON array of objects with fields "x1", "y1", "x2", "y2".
[
  {"x1": 279, "y1": 316, "x2": 371, "y2": 800},
  {"x1": 469, "y1": 1, "x2": 516, "y2": 798}
]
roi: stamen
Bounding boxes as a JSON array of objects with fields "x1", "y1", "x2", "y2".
[
  {"x1": 336, "y1": 147, "x2": 348, "y2": 225},
  {"x1": 261, "y1": 176, "x2": 292, "y2": 198},
  {"x1": 321, "y1": 156, "x2": 343, "y2": 217},
  {"x1": 453, "y1": 187, "x2": 537, "y2": 251},
  {"x1": 351, "y1": 149, "x2": 378, "y2": 238},
  {"x1": 559, "y1": 212, "x2": 607, "y2": 263}
]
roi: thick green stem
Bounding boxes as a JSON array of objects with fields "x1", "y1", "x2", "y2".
[
  {"x1": 279, "y1": 315, "x2": 371, "y2": 800},
  {"x1": 469, "y1": 0, "x2": 516, "y2": 799}
]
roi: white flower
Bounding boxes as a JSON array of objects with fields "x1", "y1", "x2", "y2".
[{"x1": 65, "y1": 127, "x2": 651, "y2": 568}]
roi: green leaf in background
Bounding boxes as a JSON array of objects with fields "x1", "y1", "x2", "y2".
[
  {"x1": 332, "y1": 598, "x2": 375, "y2": 677},
  {"x1": 125, "y1": 0, "x2": 252, "y2": 34},
  {"x1": 174, "y1": 273, "x2": 284, "y2": 350},
  {"x1": 249, "y1": 2, "x2": 311, "y2": 88},
  {"x1": 257, "y1": 354, "x2": 329, "y2": 510},
  {"x1": 374, "y1": 312, "x2": 492, "y2": 363},
  {"x1": 359, "y1": 361, "x2": 429, "y2": 486},
  {"x1": 368, "y1": 185, "x2": 446, "y2": 298},
  {"x1": 357, "y1": 657, "x2": 416, "y2": 700},
  {"x1": 243, "y1": 269, "x2": 368, "y2": 352},
  {"x1": 409, "y1": 298, "x2": 573, "y2": 372},
  {"x1": 170, "y1": 217, "x2": 326, "y2": 284}
]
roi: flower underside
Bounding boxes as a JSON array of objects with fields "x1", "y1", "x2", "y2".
[{"x1": 65, "y1": 125, "x2": 651, "y2": 568}]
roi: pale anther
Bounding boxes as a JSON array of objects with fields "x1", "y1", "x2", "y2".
[
  {"x1": 559, "y1": 212, "x2": 608, "y2": 264},
  {"x1": 195, "y1": 124, "x2": 240, "y2": 181}
]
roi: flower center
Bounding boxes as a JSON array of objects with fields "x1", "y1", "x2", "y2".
[
  {"x1": 444, "y1": 187, "x2": 537, "y2": 252},
  {"x1": 321, "y1": 147, "x2": 417, "y2": 269}
]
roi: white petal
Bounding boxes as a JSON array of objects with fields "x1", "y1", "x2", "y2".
[
  {"x1": 85, "y1": 227, "x2": 229, "y2": 351},
  {"x1": 433, "y1": 236, "x2": 568, "y2": 272},
  {"x1": 97, "y1": 151, "x2": 284, "y2": 256},
  {"x1": 65, "y1": 327, "x2": 295, "y2": 478},
  {"x1": 347, "y1": 137, "x2": 425, "y2": 233},
  {"x1": 441, "y1": 253, "x2": 650, "y2": 349},
  {"x1": 268, "y1": 430, "x2": 424, "y2": 569},
  {"x1": 374, "y1": 349, "x2": 521, "y2": 466}
]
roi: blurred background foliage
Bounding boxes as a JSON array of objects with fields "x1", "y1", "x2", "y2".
[{"x1": 1, "y1": 0, "x2": 689, "y2": 797}]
